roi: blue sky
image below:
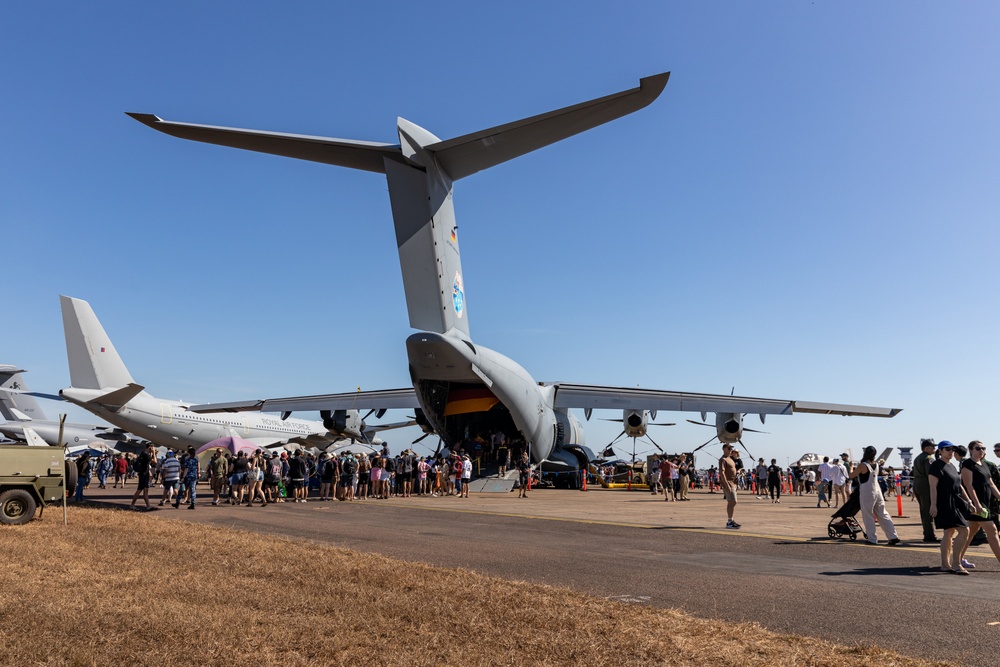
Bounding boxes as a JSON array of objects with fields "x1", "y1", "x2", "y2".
[{"x1": 3, "y1": 2, "x2": 999, "y2": 466}]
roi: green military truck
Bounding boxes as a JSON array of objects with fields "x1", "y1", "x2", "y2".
[{"x1": 0, "y1": 444, "x2": 75, "y2": 525}]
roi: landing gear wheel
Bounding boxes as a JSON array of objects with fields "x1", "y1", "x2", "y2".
[
  {"x1": 65, "y1": 460, "x2": 78, "y2": 497},
  {"x1": 0, "y1": 489, "x2": 38, "y2": 525}
]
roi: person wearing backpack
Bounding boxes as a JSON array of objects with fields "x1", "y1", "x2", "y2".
[
  {"x1": 129, "y1": 444, "x2": 156, "y2": 511},
  {"x1": 399, "y1": 450, "x2": 415, "y2": 498}
]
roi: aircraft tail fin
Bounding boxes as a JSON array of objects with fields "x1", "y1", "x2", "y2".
[
  {"x1": 0, "y1": 365, "x2": 48, "y2": 421},
  {"x1": 60, "y1": 296, "x2": 136, "y2": 390}
]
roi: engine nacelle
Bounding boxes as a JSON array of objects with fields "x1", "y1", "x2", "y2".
[
  {"x1": 715, "y1": 412, "x2": 743, "y2": 442},
  {"x1": 623, "y1": 409, "x2": 648, "y2": 438}
]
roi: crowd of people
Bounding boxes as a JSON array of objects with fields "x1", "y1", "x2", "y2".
[
  {"x1": 67, "y1": 435, "x2": 1000, "y2": 574},
  {"x1": 70, "y1": 442, "x2": 538, "y2": 510}
]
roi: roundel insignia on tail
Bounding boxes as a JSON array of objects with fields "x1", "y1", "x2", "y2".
[{"x1": 452, "y1": 271, "x2": 465, "y2": 318}]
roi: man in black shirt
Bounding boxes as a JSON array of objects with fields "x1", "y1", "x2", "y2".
[{"x1": 129, "y1": 444, "x2": 156, "y2": 511}]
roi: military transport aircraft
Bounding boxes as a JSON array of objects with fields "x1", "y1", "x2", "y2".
[
  {"x1": 55, "y1": 296, "x2": 401, "y2": 451},
  {"x1": 129, "y1": 72, "x2": 901, "y2": 475},
  {"x1": 1, "y1": 364, "x2": 145, "y2": 451}
]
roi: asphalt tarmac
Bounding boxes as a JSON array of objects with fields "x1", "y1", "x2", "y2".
[{"x1": 82, "y1": 483, "x2": 998, "y2": 665}]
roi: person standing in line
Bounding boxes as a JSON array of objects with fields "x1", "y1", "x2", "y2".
[
  {"x1": 648, "y1": 455, "x2": 661, "y2": 495},
  {"x1": 95, "y1": 454, "x2": 111, "y2": 490},
  {"x1": 830, "y1": 457, "x2": 849, "y2": 508},
  {"x1": 766, "y1": 459, "x2": 782, "y2": 504},
  {"x1": 754, "y1": 458, "x2": 767, "y2": 499},
  {"x1": 956, "y1": 441, "x2": 1000, "y2": 569},
  {"x1": 517, "y1": 452, "x2": 531, "y2": 499},
  {"x1": 929, "y1": 441, "x2": 973, "y2": 574},
  {"x1": 73, "y1": 453, "x2": 92, "y2": 502},
  {"x1": 208, "y1": 449, "x2": 229, "y2": 506},
  {"x1": 158, "y1": 451, "x2": 181, "y2": 506},
  {"x1": 817, "y1": 456, "x2": 833, "y2": 507},
  {"x1": 850, "y1": 446, "x2": 900, "y2": 546},
  {"x1": 178, "y1": 446, "x2": 200, "y2": 509},
  {"x1": 129, "y1": 444, "x2": 156, "y2": 511},
  {"x1": 911, "y1": 438, "x2": 938, "y2": 543},
  {"x1": 461, "y1": 454, "x2": 472, "y2": 497},
  {"x1": 719, "y1": 444, "x2": 740, "y2": 529},
  {"x1": 677, "y1": 458, "x2": 690, "y2": 501},
  {"x1": 658, "y1": 456, "x2": 675, "y2": 502}
]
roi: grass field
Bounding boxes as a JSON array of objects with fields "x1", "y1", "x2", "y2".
[{"x1": 0, "y1": 507, "x2": 948, "y2": 666}]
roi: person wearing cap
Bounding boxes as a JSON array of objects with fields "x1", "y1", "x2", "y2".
[
  {"x1": 911, "y1": 438, "x2": 939, "y2": 543},
  {"x1": 928, "y1": 441, "x2": 974, "y2": 574},
  {"x1": 461, "y1": 454, "x2": 472, "y2": 498},
  {"x1": 158, "y1": 450, "x2": 181, "y2": 506},
  {"x1": 719, "y1": 444, "x2": 740, "y2": 529},
  {"x1": 849, "y1": 446, "x2": 900, "y2": 546}
]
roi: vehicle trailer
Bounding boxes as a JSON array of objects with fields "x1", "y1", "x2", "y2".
[{"x1": 0, "y1": 445, "x2": 74, "y2": 525}]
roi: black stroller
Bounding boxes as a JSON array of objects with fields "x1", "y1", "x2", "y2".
[{"x1": 826, "y1": 485, "x2": 868, "y2": 541}]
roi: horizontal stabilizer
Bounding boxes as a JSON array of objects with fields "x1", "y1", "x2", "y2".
[
  {"x1": 426, "y1": 72, "x2": 669, "y2": 181},
  {"x1": 791, "y1": 401, "x2": 901, "y2": 418},
  {"x1": 189, "y1": 387, "x2": 419, "y2": 414},
  {"x1": 127, "y1": 113, "x2": 403, "y2": 174},
  {"x1": 87, "y1": 383, "x2": 145, "y2": 411}
]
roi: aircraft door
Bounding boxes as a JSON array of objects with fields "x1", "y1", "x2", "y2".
[
  {"x1": 241, "y1": 416, "x2": 250, "y2": 436},
  {"x1": 160, "y1": 404, "x2": 172, "y2": 425}
]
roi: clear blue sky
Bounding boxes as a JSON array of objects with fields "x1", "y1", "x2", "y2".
[{"x1": 3, "y1": 2, "x2": 999, "y2": 466}]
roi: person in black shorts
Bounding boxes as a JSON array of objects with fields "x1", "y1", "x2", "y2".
[
  {"x1": 928, "y1": 441, "x2": 974, "y2": 574},
  {"x1": 129, "y1": 444, "x2": 156, "y2": 511}
]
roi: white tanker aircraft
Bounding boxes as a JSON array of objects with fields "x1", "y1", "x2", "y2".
[
  {"x1": 130, "y1": 72, "x2": 901, "y2": 475},
  {"x1": 54, "y1": 296, "x2": 398, "y2": 452}
]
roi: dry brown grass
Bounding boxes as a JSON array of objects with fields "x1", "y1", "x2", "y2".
[{"x1": 0, "y1": 507, "x2": 947, "y2": 667}]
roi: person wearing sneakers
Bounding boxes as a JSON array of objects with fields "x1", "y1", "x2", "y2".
[
  {"x1": 850, "y1": 446, "x2": 900, "y2": 546},
  {"x1": 929, "y1": 441, "x2": 973, "y2": 574},
  {"x1": 719, "y1": 443, "x2": 740, "y2": 529}
]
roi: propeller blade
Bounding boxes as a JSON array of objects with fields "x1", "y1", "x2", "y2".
[
  {"x1": 607, "y1": 430, "x2": 627, "y2": 447},
  {"x1": 649, "y1": 422, "x2": 676, "y2": 427},
  {"x1": 600, "y1": 418, "x2": 625, "y2": 423},
  {"x1": 742, "y1": 427, "x2": 769, "y2": 434},
  {"x1": 686, "y1": 420, "x2": 713, "y2": 428},
  {"x1": 412, "y1": 432, "x2": 432, "y2": 445},
  {"x1": 645, "y1": 433, "x2": 664, "y2": 453},
  {"x1": 362, "y1": 409, "x2": 376, "y2": 421},
  {"x1": 737, "y1": 438, "x2": 754, "y2": 461},
  {"x1": 691, "y1": 434, "x2": 719, "y2": 453}
]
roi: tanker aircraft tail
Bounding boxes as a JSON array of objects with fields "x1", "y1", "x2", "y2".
[{"x1": 0, "y1": 365, "x2": 48, "y2": 421}]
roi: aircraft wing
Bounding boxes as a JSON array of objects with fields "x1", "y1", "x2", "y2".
[
  {"x1": 189, "y1": 388, "x2": 420, "y2": 415},
  {"x1": 550, "y1": 384, "x2": 901, "y2": 418}
]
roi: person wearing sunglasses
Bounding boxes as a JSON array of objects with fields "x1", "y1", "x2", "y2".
[
  {"x1": 955, "y1": 441, "x2": 1000, "y2": 570},
  {"x1": 929, "y1": 441, "x2": 975, "y2": 574}
]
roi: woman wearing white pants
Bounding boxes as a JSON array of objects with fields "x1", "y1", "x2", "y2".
[{"x1": 850, "y1": 446, "x2": 901, "y2": 546}]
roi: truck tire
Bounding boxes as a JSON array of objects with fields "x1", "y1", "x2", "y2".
[
  {"x1": 65, "y1": 460, "x2": 78, "y2": 496},
  {"x1": 0, "y1": 489, "x2": 38, "y2": 525}
]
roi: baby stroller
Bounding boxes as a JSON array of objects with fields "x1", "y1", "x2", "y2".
[{"x1": 826, "y1": 485, "x2": 868, "y2": 541}]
